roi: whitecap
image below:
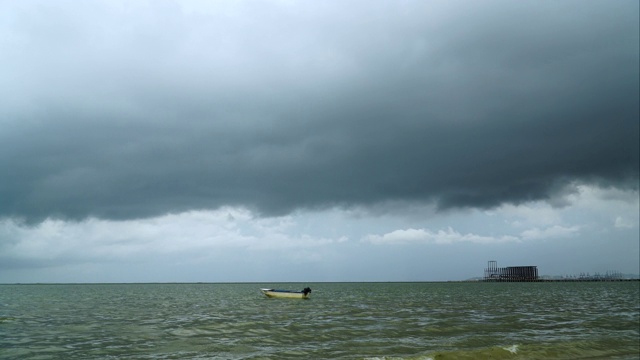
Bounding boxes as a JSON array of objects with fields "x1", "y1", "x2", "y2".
[{"x1": 503, "y1": 344, "x2": 519, "y2": 354}]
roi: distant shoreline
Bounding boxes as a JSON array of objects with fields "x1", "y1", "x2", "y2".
[
  {"x1": 1, "y1": 279, "x2": 638, "y2": 285},
  {"x1": 476, "y1": 278, "x2": 640, "y2": 283}
]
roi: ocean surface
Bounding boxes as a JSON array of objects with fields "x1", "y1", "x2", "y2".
[{"x1": 0, "y1": 282, "x2": 638, "y2": 359}]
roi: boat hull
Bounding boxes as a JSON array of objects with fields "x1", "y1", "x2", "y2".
[{"x1": 260, "y1": 288, "x2": 311, "y2": 299}]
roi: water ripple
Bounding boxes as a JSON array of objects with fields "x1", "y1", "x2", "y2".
[{"x1": 0, "y1": 282, "x2": 638, "y2": 359}]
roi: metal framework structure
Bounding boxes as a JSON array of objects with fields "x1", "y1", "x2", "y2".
[{"x1": 484, "y1": 260, "x2": 539, "y2": 281}]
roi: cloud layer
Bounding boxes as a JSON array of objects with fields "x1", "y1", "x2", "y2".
[
  {"x1": 1, "y1": 1, "x2": 638, "y2": 224},
  {"x1": 1, "y1": 184, "x2": 637, "y2": 282}
]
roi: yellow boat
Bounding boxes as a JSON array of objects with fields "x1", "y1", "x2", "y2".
[{"x1": 260, "y1": 287, "x2": 311, "y2": 299}]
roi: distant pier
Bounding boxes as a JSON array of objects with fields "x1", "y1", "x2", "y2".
[
  {"x1": 482, "y1": 260, "x2": 634, "y2": 282},
  {"x1": 484, "y1": 260, "x2": 538, "y2": 282}
]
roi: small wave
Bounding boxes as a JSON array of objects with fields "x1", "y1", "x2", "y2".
[
  {"x1": 0, "y1": 316, "x2": 15, "y2": 323},
  {"x1": 410, "y1": 344, "x2": 521, "y2": 360}
]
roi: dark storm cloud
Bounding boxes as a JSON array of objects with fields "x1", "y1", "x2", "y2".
[{"x1": 1, "y1": 1, "x2": 638, "y2": 223}]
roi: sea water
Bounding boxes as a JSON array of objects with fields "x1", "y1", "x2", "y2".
[{"x1": 0, "y1": 282, "x2": 638, "y2": 359}]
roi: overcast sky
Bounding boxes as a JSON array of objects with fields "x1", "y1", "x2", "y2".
[{"x1": 1, "y1": 0, "x2": 638, "y2": 283}]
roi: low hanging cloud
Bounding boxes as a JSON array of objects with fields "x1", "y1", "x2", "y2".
[
  {"x1": 363, "y1": 227, "x2": 519, "y2": 245},
  {"x1": 363, "y1": 224, "x2": 579, "y2": 245},
  {"x1": 518, "y1": 225, "x2": 580, "y2": 240},
  {"x1": 0, "y1": 208, "x2": 347, "y2": 270},
  {"x1": 1, "y1": 1, "x2": 638, "y2": 224},
  {"x1": 614, "y1": 217, "x2": 635, "y2": 229}
]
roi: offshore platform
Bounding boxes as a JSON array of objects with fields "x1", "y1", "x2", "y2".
[
  {"x1": 482, "y1": 260, "x2": 636, "y2": 282},
  {"x1": 484, "y1": 260, "x2": 539, "y2": 281}
]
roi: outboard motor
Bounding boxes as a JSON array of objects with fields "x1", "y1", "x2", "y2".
[{"x1": 302, "y1": 287, "x2": 312, "y2": 295}]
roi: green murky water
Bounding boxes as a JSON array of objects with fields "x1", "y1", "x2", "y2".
[{"x1": 1, "y1": 282, "x2": 638, "y2": 359}]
